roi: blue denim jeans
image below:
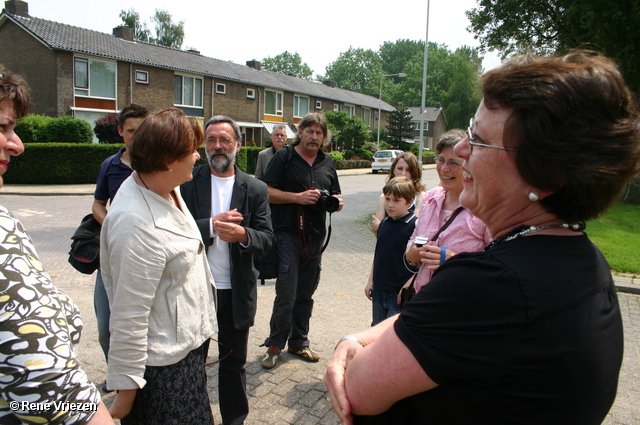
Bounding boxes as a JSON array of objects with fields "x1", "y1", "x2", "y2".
[
  {"x1": 371, "y1": 288, "x2": 401, "y2": 326},
  {"x1": 94, "y1": 269, "x2": 111, "y2": 362}
]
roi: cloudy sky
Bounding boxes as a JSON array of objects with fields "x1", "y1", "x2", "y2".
[{"x1": 25, "y1": 0, "x2": 501, "y2": 76}]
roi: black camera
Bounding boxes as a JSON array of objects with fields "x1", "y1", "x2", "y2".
[{"x1": 316, "y1": 190, "x2": 340, "y2": 213}]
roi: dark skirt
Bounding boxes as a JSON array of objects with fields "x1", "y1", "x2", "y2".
[{"x1": 122, "y1": 342, "x2": 214, "y2": 425}]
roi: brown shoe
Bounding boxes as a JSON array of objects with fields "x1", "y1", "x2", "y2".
[
  {"x1": 262, "y1": 346, "x2": 281, "y2": 369},
  {"x1": 287, "y1": 346, "x2": 320, "y2": 362}
]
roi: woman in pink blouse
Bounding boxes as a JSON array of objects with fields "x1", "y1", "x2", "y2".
[{"x1": 405, "y1": 130, "x2": 492, "y2": 293}]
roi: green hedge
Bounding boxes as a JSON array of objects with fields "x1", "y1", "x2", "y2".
[
  {"x1": 6, "y1": 144, "x2": 123, "y2": 184},
  {"x1": 335, "y1": 159, "x2": 371, "y2": 170},
  {"x1": 5, "y1": 145, "x2": 371, "y2": 184}
]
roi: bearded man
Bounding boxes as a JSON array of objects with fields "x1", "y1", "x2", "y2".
[{"x1": 180, "y1": 115, "x2": 273, "y2": 425}]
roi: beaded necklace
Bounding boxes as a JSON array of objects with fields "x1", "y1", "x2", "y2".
[{"x1": 483, "y1": 222, "x2": 585, "y2": 251}]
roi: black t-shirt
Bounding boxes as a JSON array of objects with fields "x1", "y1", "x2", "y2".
[
  {"x1": 262, "y1": 145, "x2": 341, "y2": 240},
  {"x1": 373, "y1": 212, "x2": 417, "y2": 292},
  {"x1": 388, "y1": 234, "x2": 622, "y2": 425}
]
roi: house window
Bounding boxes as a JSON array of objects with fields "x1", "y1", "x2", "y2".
[
  {"x1": 216, "y1": 83, "x2": 226, "y2": 94},
  {"x1": 135, "y1": 70, "x2": 149, "y2": 84},
  {"x1": 362, "y1": 108, "x2": 371, "y2": 125},
  {"x1": 265, "y1": 89, "x2": 283, "y2": 116},
  {"x1": 294, "y1": 95, "x2": 310, "y2": 118},
  {"x1": 333, "y1": 104, "x2": 340, "y2": 112},
  {"x1": 247, "y1": 88, "x2": 255, "y2": 99},
  {"x1": 174, "y1": 74, "x2": 203, "y2": 107},
  {"x1": 74, "y1": 57, "x2": 116, "y2": 98},
  {"x1": 344, "y1": 104, "x2": 355, "y2": 117},
  {"x1": 316, "y1": 101, "x2": 322, "y2": 110}
]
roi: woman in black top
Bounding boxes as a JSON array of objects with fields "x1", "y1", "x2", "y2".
[{"x1": 324, "y1": 52, "x2": 640, "y2": 425}]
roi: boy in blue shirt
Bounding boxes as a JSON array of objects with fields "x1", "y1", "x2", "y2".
[{"x1": 365, "y1": 176, "x2": 418, "y2": 325}]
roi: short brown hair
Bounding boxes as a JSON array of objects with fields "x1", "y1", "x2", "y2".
[
  {"x1": 293, "y1": 113, "x2": 331, "y2": 148},
  {"x1": 436, "y1": 129, "x2": 466, "y2": 155},
  {"x1": 0, "y1": 66, "x2": 31, "y2": 119},
  {"x1": 129, "y1": 108, "x2": 203, "y2": 174},
  {"x1": 118, "y1": 103, "x2": 148, "y2": 128},
  {"x1": 386, "y1": 152, "x2": 424, "y2": 192},
  {"x1": 383, "y1": 176, "x2": 418, "y2": 204},
  {"x1": 482, "y1": 52, "x2": 640, "y2": 222}
]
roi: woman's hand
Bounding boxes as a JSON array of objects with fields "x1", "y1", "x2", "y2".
[
  {"x1": 419, "y1": 244, "x2": 457, "y2": 270},
  {"x1": 109, "y1": 389, "x2": 137, "y2": 419},
  {"x1": 324, "y1": 341, "x2": 362, "y2": 425}
]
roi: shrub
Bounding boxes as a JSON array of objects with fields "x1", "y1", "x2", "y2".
[
  {"x1": 334, "y1": 159, "x2": 371, "y2": 170},
  {"x1": 42, "y1": 116, "x2": 93, "y2": 143},
  {"x1": 329, "y1": 151, "x2": 344, "y2": 161},
  {"x1": 354, "y1": 148, "x2": 372, "y2": 160},
  {"x1": 15, "y1": 114, "x2": 52, "y2": 143},
  {"x1": 94, "y1": 113, "x2": 123, "y2": 144},
  {"x1": 344, "y1": 150, "x2": 356, "y2": 160}
]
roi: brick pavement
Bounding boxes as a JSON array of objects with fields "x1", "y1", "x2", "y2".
[{"x1": 1, "y1": 169, "x2": 638, "y2": 424}]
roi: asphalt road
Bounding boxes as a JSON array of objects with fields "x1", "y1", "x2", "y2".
[{"x1": 1, "y1": 170, "x2": 638, "y2": 424}]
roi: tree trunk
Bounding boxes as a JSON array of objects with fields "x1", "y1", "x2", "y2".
[{"x1": 622, "y1": 175, "x2": 640, "y2": 205}]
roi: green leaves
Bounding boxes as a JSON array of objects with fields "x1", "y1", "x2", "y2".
[{"x1": 261, "y1": 51, "x2": 314, "y2": 80}]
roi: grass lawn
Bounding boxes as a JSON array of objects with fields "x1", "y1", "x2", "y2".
[{"x1": 586, "y1": 203, "x2": 640, "y2": 276}]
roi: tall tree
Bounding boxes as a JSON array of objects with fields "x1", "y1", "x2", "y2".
[
  {"x1": 262, "y1": 51, "x2": 313, "y2": 80},
  {"x1": 120, "y1": 8, "x2": 185, "y2": 49},
  {"x1": 119, "y1": 9, "x2": 150, "y2": 42},
  {"x1": 379, "y1": 39, "x2": 425, "y2": 76},
  {"x1": 151, "y1": 9, "x2": 185, "y2": 49},
  {"x1": 467, "y1": 0, "x2": 640, "y2": 95},
  {"x1": 386, "y1": 104, "x2": 414, "y2": 151},
  {"x1": 324, "y1": 111, "x2": 372, "y2": 151},
  {"x1": 324, "y1": 47, "x2": 382, "y2": 96}
]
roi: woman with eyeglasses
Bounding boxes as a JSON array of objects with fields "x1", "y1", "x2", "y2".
[
  {"x1": 402, "y1": 129, "x2": 491, "y2": 296},
  {"x1": 325, "y1": 52, "x2": 639, "y2": 424},
  {"x1": 370, "y1": 152, "x2": 424, "y2": 235}
]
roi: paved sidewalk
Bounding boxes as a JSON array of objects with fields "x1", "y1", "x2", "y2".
[{"x1": 1, "y1": 169, "x2": 638, "y2": 424}]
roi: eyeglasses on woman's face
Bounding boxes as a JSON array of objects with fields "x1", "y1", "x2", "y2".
[
  {"x1": 435, "y1": 156, "x2": 462, "y2": 168},
  {"x1": 467, "y1": 118, "x2": 518, "y2": 153}
]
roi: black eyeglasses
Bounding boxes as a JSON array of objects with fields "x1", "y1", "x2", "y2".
[
  {"x1": 467, "y1": 118, "x2": 517, "y2": 152},
  {"x1": 435, "y1": 156, "x2": 462, "y2": 168}
]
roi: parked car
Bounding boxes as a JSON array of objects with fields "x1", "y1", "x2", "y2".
[{"x1": 371, "y1": 150, "x2": 404, "y2": 173}]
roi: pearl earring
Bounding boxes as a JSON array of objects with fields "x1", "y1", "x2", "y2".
[{"x1": 528, "y1": 191, "x2": 539, "y2": 202}]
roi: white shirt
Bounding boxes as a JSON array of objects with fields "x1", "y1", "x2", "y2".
[{"x1": 207, "y1": 174, "x2": 235, "y2": 289}]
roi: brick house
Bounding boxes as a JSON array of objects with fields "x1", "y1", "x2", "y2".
[
  {"x1": 0, "y1": 0, "x2": 394, "y2": 146},
  {"x1": 408, "y1": 105, "x2": 447, "y2": 150}
]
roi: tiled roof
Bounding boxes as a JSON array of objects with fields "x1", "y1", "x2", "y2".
[
  {"x1": 408, "y1": 106, "x2": 445, "y2": 122},
  {"x1": 2, "y1": 12, "x2": 393, "y2": 112}
]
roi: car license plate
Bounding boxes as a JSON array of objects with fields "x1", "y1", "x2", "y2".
[{"x1": 379, "y1": 159, "x2": 387, "y2": 162}]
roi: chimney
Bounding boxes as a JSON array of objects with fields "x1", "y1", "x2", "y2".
[
  {"x1": 323, "y1": 80, "x2": 336, "y2": 88},
  {"x1": 4, "y1": 0, "x2": 29, "y2": 17},
  {"x1": 246, "y1": 60, "x2": 261, "y2": 70},
  {"x1": 113, "y1": 26, "x2": 134, "y2": 42},
  {"x1": 186, "y1": 48, "x2": 201, "y2": 55},
  {"x1": 434, "y1": 102, "x2": 441, "y2": 110}
]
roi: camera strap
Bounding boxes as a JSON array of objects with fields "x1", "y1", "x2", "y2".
[
  {"x1": 432, "y1": 207, "x2": 464, "y2": 242},
  {"x1": 298, "y1": 209, "x2": 332, "y2": 259}
]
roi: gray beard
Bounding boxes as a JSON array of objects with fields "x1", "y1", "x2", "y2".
[{"x1": 206, "y1": 148, "x2": 236, "y2": 173}]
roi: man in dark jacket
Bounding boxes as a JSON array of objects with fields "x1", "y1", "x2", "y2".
[{"x1": 181, "y1": 115, "x2": 273, "y2": 425}]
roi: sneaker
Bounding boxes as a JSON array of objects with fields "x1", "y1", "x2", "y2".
[
  {"x1": 262, "y1": 346, "x2": 281, "y2": 369},
  {"x1": 287, "y1": 346, "x2": 320, "y2": 362}
]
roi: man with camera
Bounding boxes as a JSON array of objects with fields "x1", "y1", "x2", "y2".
[{"x1": 261, "y1": 112, "x2": 343, "y2": 369}]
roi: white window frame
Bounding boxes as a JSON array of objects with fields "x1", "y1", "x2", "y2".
[
  {"x1": 294, "y1": 94, "x2": 310, "y2": 118},
  {"x1": 265, "y1": 89, "x2": 284, "y2": 117},
  {"x1": 333, "y1": 104, "x2": 340, "y2": 112},
  {"x1": 316, "y1": 101, "x2": 322, "y2": 110},
  {"x1": 74, "y1": 56, "x2": 117, "y2": 99},
  {"x1": 135, "y1": 70, "x2": 149, "y2": 84},
  {"x1": 174, "y1": 73, "x2": 204, "y2": 108},
  {"x1": 247, "y1": 88, "x2": 255, "y2": 99},
  {"x1": 362, "y1": 108, "x2": 371, "y2": 125},
  {"x1": 344, "y1": 104, "x2": 356, "y2": 117},
  {"x1": 216, "y1": 83, "x2": 227, "y2": 94}
]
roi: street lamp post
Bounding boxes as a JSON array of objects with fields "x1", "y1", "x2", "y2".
[{"x1": 376, "y1": 72, "x2": 407, "y2": 150}]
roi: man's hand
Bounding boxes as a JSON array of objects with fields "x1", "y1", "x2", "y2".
[
  {"x1": 214, "y1": 220, "x2": 248, "y2": 244},
  {"x1": 334, "y1": 196, "x2": 344, "y2": 212},
  {"x1": 212, "y1": 208, "x2": 244, "y2": 225},
  {"x1": 297, "y1": 189, "x2": 321, "y2": 205}
]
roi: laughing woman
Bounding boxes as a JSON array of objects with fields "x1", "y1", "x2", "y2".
[{"x1": 325, "y1": 52, "x2": 640, "y2": 425}]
